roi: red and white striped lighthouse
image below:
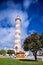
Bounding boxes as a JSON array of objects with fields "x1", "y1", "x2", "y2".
[{"x1": 14, "y1": 16, "x2": 21, "y2": 52}]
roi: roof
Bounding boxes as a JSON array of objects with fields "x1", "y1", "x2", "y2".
[{"x1": 16, "y1": 51, "x2": 25, "y2": 54}]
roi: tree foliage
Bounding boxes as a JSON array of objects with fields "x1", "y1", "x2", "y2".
[
  {"x1": 23, "y1": 32, "x2": 43, "y2": 61},
  {"x1": 40, "y1": 33, "x2": 43, "y2": 48},
  {"x1": 7, "y1": 50, "x2": 15, "y2": 56},
  {"x1": 0, "y1": 50, "x2": 6, "y2": 55}
]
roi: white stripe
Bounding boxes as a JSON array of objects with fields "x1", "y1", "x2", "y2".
[
  {"x1": 15, "y1": 30, "x2": 21, "y2": 33},
  {"x1": 15, "y1": 39, "x2": 20, "y2": 42},
  {"x1": 15, "y1": 35, "x2": 20, "y2": 37},
  {"x1": 15, "y1": 40, "x2": 20, "y2": 43},
  {"x1": 16, "y1": 24, "x2": 20, "y2": 27},
  {"x1": 15, "y1": 37, "x2": 20, "y2": 38}
]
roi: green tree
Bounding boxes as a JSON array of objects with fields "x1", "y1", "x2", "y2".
[
  {"x1": 0, "y1": 50, "x2": 6, "y2": 56},
  {"x1": 23, "y1": 32, "x2": 42, "y2": 61},
  {"x1": 40, "y1": 33, "x2": 43, "y2": 48},
  {"x1": 7, "y1": 50, "x2": 15, "y2": 56},
  {"x1": 0, "y1": 50, "x2": 1, "y2": 54}
]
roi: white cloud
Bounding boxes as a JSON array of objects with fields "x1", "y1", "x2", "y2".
[
  {"x1": 0, "y1": 27, "x2": 28, "y2": 49},
  {"x1": 21, "y1": 28, "x2": 28, "y2": 39},
  {"x1": 23, "y1": 0, "x2": 31, "y2": 9},
  {"x1": 23, "y1": 0, "x2": 38, "y2": 9},
  {"x1": 0, "y1": 28, "x2": 15, "y2": 48},
  {"x1": 29, "y1": 30, "x2": 36, "y2": 34},
  {"x1": 0, "y1": 9, "x2": 29, "y2": 39},
  {"x1": 0, "y1": 7, "x2": 29, "y2": 28},
  {"x1": 8, "y1": 10, "x2": 28, "y2": 27},
  {"x1": 0, "y1": 0, "x2": 30, "y2": 49},
  {"x1": 21, "y1": 20, "x2": 30, "y2": 28}
]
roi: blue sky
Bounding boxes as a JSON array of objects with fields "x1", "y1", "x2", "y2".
[{"x1": 0, "y1": 0, "x2": 43, "y2": 50}]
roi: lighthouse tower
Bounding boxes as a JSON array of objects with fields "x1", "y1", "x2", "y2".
[{"x1": 14, "y1": 16, "x2": 21, "y2": 52}]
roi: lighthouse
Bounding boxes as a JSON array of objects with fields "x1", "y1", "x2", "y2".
[
  {"x1": 14, "y1": 16, "x2": 25, "y2": 59},
  {"x1": 14, "y1": 16, "x2": 21, "y2": 52}
]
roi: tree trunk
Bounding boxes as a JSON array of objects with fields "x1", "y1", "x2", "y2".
[{"x1": 33, "y1": 51, "x2": 37, "y2": 61}]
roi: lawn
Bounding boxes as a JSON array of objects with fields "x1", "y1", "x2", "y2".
[{"x1": 0, "y1": 58, "x2": 43, "y2": 65}]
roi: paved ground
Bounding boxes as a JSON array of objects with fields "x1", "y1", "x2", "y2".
[{"x1": 0, "y1": 55, "x2": 43, "y2": 61}]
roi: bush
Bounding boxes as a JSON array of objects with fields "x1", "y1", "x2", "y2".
[
  {"x1": 7, "y1": 50, "x2": 15, "y2": 56},
  {"x1": 0, "y1": 50, "x2": 6, "y2": 56}
]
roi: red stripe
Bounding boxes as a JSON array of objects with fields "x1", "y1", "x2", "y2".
[
  {"x1": 16, "y1": 27, "x2": 20, "y2": 29},
  {"x1": 15, "y1": 37, "x2": 20, "y2": 39},
  {"x1": 15, "y1": 32, "x2": 20, "y2": 35}
]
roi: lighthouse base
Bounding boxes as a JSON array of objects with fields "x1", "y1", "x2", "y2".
[{"x1": 16, "y1": 51, "x2": 25, "y2": 59}]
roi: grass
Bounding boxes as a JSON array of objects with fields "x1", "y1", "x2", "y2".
[{"x1": 0, "y1": 58, "x2": 43, "y2": 65}]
